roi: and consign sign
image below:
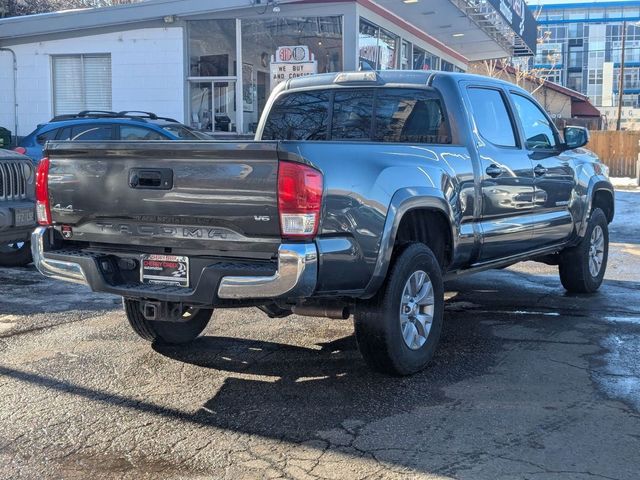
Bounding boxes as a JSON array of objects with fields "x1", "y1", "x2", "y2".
[{"x1": 270, "y1": 45, "x2": 317, "y2": 91}]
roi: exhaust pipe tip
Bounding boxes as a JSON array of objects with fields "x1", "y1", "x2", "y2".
[{"x1": 291, "y1": 303, "x2": 350, "y2": 320}]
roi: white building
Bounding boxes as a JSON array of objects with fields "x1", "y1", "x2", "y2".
[{"x1": 0, "y1": 0, "x2": 537, "y2": 139}]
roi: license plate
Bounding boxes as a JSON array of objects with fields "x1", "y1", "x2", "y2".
[
  {"x1": 141, "y1": 254, "x2": 189, "y2": 287},
  {"x1": 13, "y1": 207, "x2": 35, "y2": 227}
]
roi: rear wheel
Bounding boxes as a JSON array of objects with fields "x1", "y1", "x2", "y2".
[
  {"x1": 0, "y1": 241, "x2": 32, "y2": 267},
  {"x1": 123, "y1": 299, "x2": 213, "y2": 344},
  {"x1": 558, "y1": 207, "x2": 609, "y2": 293},
  {"x1": 354, "y1": 243, "x2": 444, "y2": 376}
]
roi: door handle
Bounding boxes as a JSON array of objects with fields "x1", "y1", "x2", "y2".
[
  {"x1": 129, "y1": 168, "x2": 173, "y2": 189},
  {"x1": 534, "y1": 165, "x2": 548, "y2": 176},
  {"x1": 485, "y1": 164, "x2": 503, "y2": 178}
]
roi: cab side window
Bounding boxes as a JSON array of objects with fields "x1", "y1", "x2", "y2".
[
  {"x1": 119, "y1": 126, "x2": 165, "y2": 140},
  {"x1": 511, "y1": 93, "x2": 558, "y2": 150},
  {"x1": 467, "y1": 87, "x2": 517, "y2": 148}
]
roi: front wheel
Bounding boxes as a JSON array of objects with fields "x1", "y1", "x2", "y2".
[
  {"x1": 354, "y1": 243, "x2": 444, "y2": 376},
  {"x1": 558, "y1": 207, "x2": 609, "y2": 293},
  {"x1": 123, "y1": 299, "x2": 213, "y2": 345},
  {"x1": 0, "y1": 241, "x2": 32, "y2": 267}
]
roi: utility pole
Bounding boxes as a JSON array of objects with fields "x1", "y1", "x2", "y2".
[{"x1": 616, "y1": 20, "x2": 627, "y2": 131}]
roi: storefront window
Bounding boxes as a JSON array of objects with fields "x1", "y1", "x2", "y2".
[
  {"x1": 441, "y1": 60, "x2": 455, "y2": 72},
  {"x1": 413, "y1": 46, "x2": 440, "y2": 71},
  {"x1": 188, "y1": 20, "x2": 237, "y2": 133},
  {"x1": 189, "y1": 20, "x2": 236, "y2": 77},
  {"x1": 401, "y1": 41, "x2": 412, "y2": 69},
  {"x1": 242, "y1": 16, "x2": 343, "y2": 133},
  {"x1": 358, "y1": 20, "x2": 398, "y2": 70}
]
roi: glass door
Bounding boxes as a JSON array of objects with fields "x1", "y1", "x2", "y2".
[{"x1": 189, "y1": 79, "x2": 237, "y2": 134}]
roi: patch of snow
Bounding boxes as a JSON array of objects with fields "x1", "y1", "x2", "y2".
[
  {"x1": 605, "y1": 316, "x2": 640, "y2": 325},
  {"x1": 610, "y1": 177, "x2": 639, "y2": 188},
  {"x1": 595, "y1": 333, "x2": 640, "y2": 412}
]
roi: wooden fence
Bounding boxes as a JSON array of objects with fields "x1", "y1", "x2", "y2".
[{"x1": 587, "y1": 131, "x2": 640, "y2": 178}]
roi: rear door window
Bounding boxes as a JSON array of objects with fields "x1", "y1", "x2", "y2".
[
  {"x1": 467, "y1": 87, "x2": 517, "y2": 148},
  {"x1": 70, "y1": 124, "x2": 115, "y2": 140},
  {"x1": 262, "y1": 90, "x2": 330, "y2": 140},
  {"x1": 374, "y1": 89, "x2": 450, "y2": 143}
]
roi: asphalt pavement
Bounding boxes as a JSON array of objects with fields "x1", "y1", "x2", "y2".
[{"x1": 0, "y1": 190, "x2": 639, "y2": 480}]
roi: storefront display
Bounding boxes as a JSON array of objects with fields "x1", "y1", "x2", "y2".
[
  {"x1": 185, "y1": 13, "x2": 463, "y2": 136},
  {"x1": 242, "y1": 16, "x2": 342, "y2": 133}
]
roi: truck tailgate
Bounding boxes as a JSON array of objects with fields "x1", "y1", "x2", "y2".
[{"x1": 45, "y1": 141, "x2": 281, "y2": 257}]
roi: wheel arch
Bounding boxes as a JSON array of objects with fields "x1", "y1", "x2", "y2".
[
  {"x1": 592, "y1": 188, "x2": 614, "y2": 223},
  {"x1": 361, "y1": 187, "x2": 456, "y2": 299},
  {"x1": 577, "y1": 178, "x2": 614, "y2": 237}
]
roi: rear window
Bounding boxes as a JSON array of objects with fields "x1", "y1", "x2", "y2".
[
  {"x1": 262, "y1": 90, "x2": 330, "y2": 141},
  {"x1": 331, "y1": 90, "x2": 374, "y2": 140},
  {"x1": 36, "y1": 129, "x2": 59, "y2": 145},
  {"x1": 262, "y1": 87, "x2": 450, "y2": 144}
]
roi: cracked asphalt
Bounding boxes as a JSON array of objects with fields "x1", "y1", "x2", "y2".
[{"x1": 1, "y1": 190, "x2": 639, "y2": 480}]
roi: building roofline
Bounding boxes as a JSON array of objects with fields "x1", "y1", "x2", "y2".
[
  {"x1": 0, "y1": 0, "x2": 272, "y2": 42},
  {"x1": 0, "y1": 0, "x2": 473, "y2": 64}
]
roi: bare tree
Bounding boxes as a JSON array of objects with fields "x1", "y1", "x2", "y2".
[
  {"x1": 470, "y1": 57, "x2": 508, "y2": 79},
  {"x1": 1, "y1": 0, "x2": 139, "y2": 17}
]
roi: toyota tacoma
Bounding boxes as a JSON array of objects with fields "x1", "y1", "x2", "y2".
[{"x1": 32, "y1": 71, "x2": 614, "y2": 375}]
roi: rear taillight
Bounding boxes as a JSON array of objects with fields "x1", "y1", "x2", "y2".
[
  {"x1": 278, "y1": 161, "x2": 323, "y2": 238},
  {"x1": 12, "y1": 147, "x2": 26, "y2": 155},
  {"x1": 35, "y1": 157, "x2": 51, "y2": 226}
]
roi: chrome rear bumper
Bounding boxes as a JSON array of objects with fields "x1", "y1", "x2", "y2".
[
  {"x1": 31, "y1": 226, "x2": 317, "y2": 302},
  {"x1": 31, "y1": 227, "x2": 87, "y2": 284},
  {"x1": 217, "y1": 244, "x2": 316, "y2": 299}
]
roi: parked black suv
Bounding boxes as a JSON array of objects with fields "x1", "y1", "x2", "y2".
[{"x1": 0, "y1": 149, "x2": 35, "y2": 267}]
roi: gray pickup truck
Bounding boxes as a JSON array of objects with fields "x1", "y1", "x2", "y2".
[
  {"x1": 32, "y1": 71, "x2": 614, "y2": 375},
  {"x1": 0, "y1": 150, "x2": 35, "y2": 267}
]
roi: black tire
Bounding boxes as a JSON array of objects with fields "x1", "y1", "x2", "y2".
[
  {"x1": 354, "y1": 243, "x2": 444, "y2": 376},
  {"x1": 0, "y1": 241, "x2": 32, "y2": 267},
  {"x1": 559, "y1": 207, "x2": 609, "y2": 293},
  {"x1": 123, "y1": 299, "x2": 213, "y2": 345}
]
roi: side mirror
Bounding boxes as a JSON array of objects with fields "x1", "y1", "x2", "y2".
[{"x1": 563, "y1": 126, "x2": 589, "y2": 150}]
